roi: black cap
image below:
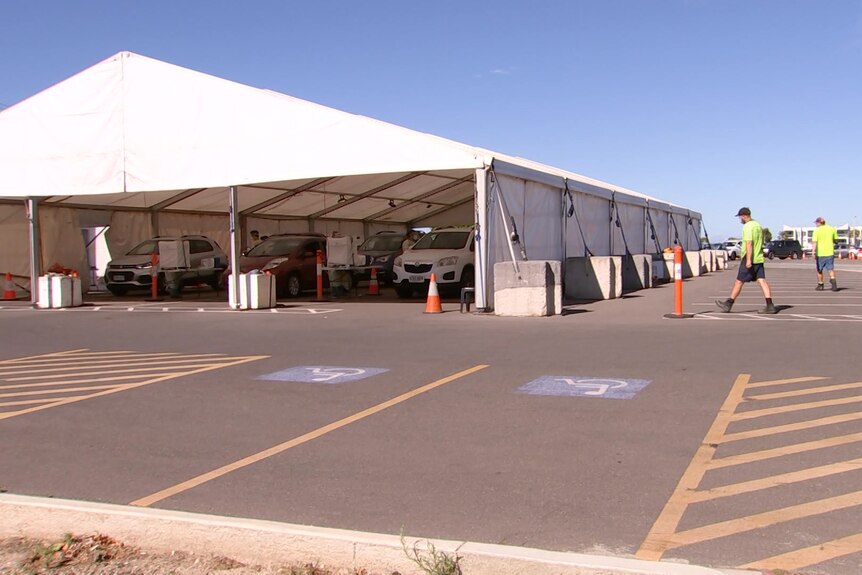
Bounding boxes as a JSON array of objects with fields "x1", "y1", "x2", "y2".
[{"x1": 735, "y1": 207, "x2": 751, "y2": 217}]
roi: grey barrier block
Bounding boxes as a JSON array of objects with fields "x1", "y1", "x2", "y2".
[
  {"x1": 494, "y1": 260, "x2": 562, "y2": 316},
  {"x1": 621, "y1": 254, "x2": 653, "y2": 293},
  {"x1": 564, "y1": 256, "x2": 622, "y2": 300}
]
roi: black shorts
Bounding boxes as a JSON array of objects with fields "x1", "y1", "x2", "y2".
[{"x1": 737, "y1": 262, "x2": 766, "y2": 282}]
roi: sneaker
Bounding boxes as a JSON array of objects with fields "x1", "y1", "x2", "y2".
[
  {"x1": 831, "y1": 281, "x2": 839, "y2": 292},
  {"x1": 758, "y1": 304, "x2": 778, "y2": 315},
  {"x1": 715, "y1": 299, "x2": 733, "y2": 313},
  {"x1": 815, "y1": 284, "x2": 824, "y2": 291}
]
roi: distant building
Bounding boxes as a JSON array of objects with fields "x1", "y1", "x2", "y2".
[{"x1": 781, "y1": 223, "x2": 861, "y2": 249}]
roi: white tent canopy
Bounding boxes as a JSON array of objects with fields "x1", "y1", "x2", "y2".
[{"x1": 0, "y1": 51, "x2": 702, "y2": 309}]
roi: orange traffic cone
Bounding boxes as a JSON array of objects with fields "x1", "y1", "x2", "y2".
[
  {"x1": 3, "y1": 272, "x2": 16, "y2": 300},
  {"x1": 424, "y1": 273, "x2": 442, "y2": 314},
  {"x1": 367, "y1": 267, "x2": 380, "y2": 296}
]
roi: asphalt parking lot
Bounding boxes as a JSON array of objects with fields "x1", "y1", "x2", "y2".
[{"x1": 1, "y1": 259, "x2": 861, "y2": 574}]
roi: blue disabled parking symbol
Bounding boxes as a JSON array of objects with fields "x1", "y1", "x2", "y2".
[
  {"x1": 517, "y1": 376, "x2": 650, "y2": 399},
  {"x1": 258, "y1": 366, "x2": 388, "y2": 384}
]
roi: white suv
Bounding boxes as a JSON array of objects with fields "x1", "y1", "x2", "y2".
[
  {"x1": 392, "y1": 228, "x2": 475, "y2": 298},
  {"x1": 722, "y1": 240, "x2": 742, "y2": 260}
]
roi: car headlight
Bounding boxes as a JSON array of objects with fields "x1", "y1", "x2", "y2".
[
  {"x1": 262, "y1": 257, "x2": 289, "y2": 270},
  {"x1": 375, "y1": 255, "x2": 391, "y2": 263},
  {"x1": 394, "y1": 256, "x2": 402, "y2": 267},
  {"x1": 437, "y1": 256, "x2": 458, "y2": 267},
  {"x1": 135, "y1": 262, "x2": 153, "y2": 269}
]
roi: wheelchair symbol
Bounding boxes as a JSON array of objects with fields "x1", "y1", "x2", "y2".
[
  {"x1": 556, "y1": 378, "x2": 628, "y2": 396},
  {"x1": 307, "y1": 367, "x2": 367, "y2": 382}
]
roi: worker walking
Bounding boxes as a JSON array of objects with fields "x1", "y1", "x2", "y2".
[
  {"x1": 812, "y1": 216, "x2": 838, "y2": 291},
  {"x1": 715, "y1": 207, "x2": 778, "y2": 314}
]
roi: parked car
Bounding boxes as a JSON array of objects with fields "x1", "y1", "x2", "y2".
[
  {"x1": 764, "y1": 239, "x2": 803, "y2": 260},
  {"x1": 834, "y1": 242, "x2": 851, "y2": 259},
  {"x1": 105, "y1": 235, "x2": 228, "y2": 296},
  {"x1": 722, "y1": 240, "x2": 742, "y2": 260},
  {"x1": 392, "y1": 227, "x2": 475, "y2": 298},
  {"x1": 231, "y1": 233, "x2": 328, "y2": 297},
  {"x1": 356, "y1": 231, "x2": 407, "y2": 285}
]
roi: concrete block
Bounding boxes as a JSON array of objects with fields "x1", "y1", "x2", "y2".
[
  {"x1": 494, "y1": 260, "x2": 562, "y2": 316},
  {"x1": 663, "y1": 251, "x2": 698, "y2": 278},
  {"x1": 621, "y1": 254, "x2": 652, "y2": 293},
  {"x1": 651, "y1": 254, "x2": 670, "y2": 284},
  {"x1": 712, "y1": 249, "x2": 727, "y2": 270},
  {"x1": 37, "y1": 274, "x2": 82, "y2": 308},
  {"x1": 700, "y1": 250, "x2": 714, "y2": 273},
  {"x1": 685, "y1": 251, "x2": 701, "y2": 277},
  {"x1": 564, "y1": 257, "x2": 622, "y2": 300}
]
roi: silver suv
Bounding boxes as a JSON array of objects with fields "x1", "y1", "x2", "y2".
[{"x1": 105, "y1": 235, "x2": 228, "y2": 296}]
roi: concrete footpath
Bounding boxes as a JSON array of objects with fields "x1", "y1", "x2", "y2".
[{"x1": 1, "y1": 493, "x2": 751, "y2": 575}]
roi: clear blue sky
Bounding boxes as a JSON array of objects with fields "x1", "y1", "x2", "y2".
[{"x1": 2, "y1": 1, "x2": 860, "y2": 241}]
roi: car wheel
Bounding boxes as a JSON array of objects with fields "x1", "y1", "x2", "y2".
[
  {"x1": 107, "y1": 285, "x2": 128, "y2": 296},
  {"x1": 395, "y1": 282, "x2": 413, "y2": 299},
  {"x1": 767, "y1": 252, "x2": 775, "y2": 260},
  {"x1": 791, "y1": 252, "x2": 799, "y2": 260},
  {"x1": 285, "y1": 273, "x2": 302, "y2": 298}
]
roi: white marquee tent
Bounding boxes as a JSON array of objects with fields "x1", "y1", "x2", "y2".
[{"x1": 0, "y1": 51, "x2": 703, "y2": 309}]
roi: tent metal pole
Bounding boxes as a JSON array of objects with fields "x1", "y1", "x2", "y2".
[
  {"x1": 474, "y1": 167, "x2": 489, "y2": 311},
  {"x1": 26, "y1": 198, "x2": 42, "y2": 305},
  {"x1": 228, "y1": 186, "x2": 241, "y2": 309}
]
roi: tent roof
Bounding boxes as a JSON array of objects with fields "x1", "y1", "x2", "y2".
[{"x1": 0, "y1": 51, "x2": 699, "y2": 222}]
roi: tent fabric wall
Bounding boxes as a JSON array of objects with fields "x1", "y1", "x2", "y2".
[
  {"x1": 647, "y1": 206, "x2": 671, "y2": 253},
  {"x1": 567, "y1": 192, "x2": 611, "y2": 257},
  {"x1": 0, "y1": 203, "x2": 30, "y2": 287},
  {"x1": 105, "y1": 212, "x2": 153, "y2": 259},
  {"x1": 39, "y1": 207, "x2": 90, "y2": 292},
  {"x1": 613, "y1": 202, "x2": 647, "y2": 256}
]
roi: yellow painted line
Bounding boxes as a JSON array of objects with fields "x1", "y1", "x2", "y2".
[
  {"x1": 0, "y1": 384, "x2": 121, "y2": 398},
  {"x1": 0, "y1": 356, "x2": 238, "y2": 377},
  {"x1": 0, "y1": 398, "x2": 60, "y2": 407},
  {"x1": 664, "y1": 490, "x2": 862, "y2": 550},
  {"x1": 688, "y1": 458, "x2": 862, "y2": 503},
  {"x1": 731, "y1": 395, "x2": 862, "y2": 421},
  {"x1": 709, "y1": 432, "x2": 862, "y2": 469},
  {"x1": 0, "y1": 356, "x2": 266, "y2": 421},
  {"x1": 723, "y1": 412, "x2": 862, "y2": 442},
  {"x1": 741, "y1": 532, "x2": 862, "y2": 571},
  {"x1": 0, "y1": 349, "x2": 90, "y2": 365},
  {"x1": 748, "y1": 381, "x2": 862, "y2": 401},
  {"x1": 3, "y1": 362, "x2": 249, "y2": 382},
  {"x1": 0, "y1": 352, "x2": 224, "y2": 367},
  {"x1": 0, "y1": 373, "x2": 167, "y2": 390},
  {"x1": 0, "y1": 352, "x2": 192, "y2": 365},
  {"x1": 635, "y1": 374, "x2": 750, "y2": 561},
  {"x1": 746, "y1": 376, "x2": 827, "y2": 389},
  {"x1": 130, "y1": 364, "x2": 490, "y2": 508}
]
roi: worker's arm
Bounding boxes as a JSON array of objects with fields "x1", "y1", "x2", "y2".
[{"x1": 745, "y1": 240, "x2": 753, "y2": 267}]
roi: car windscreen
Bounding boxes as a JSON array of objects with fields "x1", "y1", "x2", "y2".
[
  {"x1": 246, "y1": 237, "x2": 303, "y2": 257},
  {"x1": 410, "y1": 231, "x2": 470, "y2": 250},
  {"x1": 126, "y1": 240, "x2": 159, "y2": 255},
  {"x1": 359, "y1": 235, "x2": 403, "y2": 251}
]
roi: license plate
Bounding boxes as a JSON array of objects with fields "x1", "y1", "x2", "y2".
[
  {"x1": 112, "y1": 275, "x2": 124, "y2": 281},
  {"x1": 409, "y1": 275, "x2": 424, "y2": 283}
]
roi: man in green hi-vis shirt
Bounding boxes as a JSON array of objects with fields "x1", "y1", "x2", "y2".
[
  {"x1": 715, "y1": 207, "x2": 778, "y2": 314},
  {"x1": 812, "y1": 216, "x2": 838, "y2": 291}
]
